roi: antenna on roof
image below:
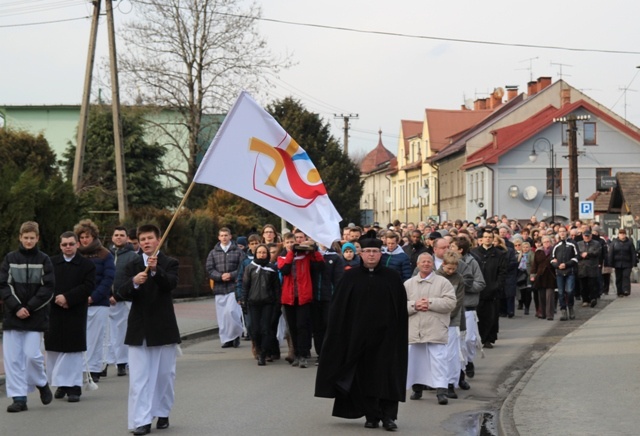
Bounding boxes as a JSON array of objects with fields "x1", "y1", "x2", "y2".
[
  {"x1": 551, "y1": 61, "x2": 572, "y2": 80},
  {"x1": 517, "y1": 56, "x2": 539, "y2": 82}
]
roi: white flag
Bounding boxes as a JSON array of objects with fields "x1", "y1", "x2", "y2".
[{"x1": 194, "y1": 91, "x2": 342, "y2": 247}]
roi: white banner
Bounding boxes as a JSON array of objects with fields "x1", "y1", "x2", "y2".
[{"x1": 194, "y1": 91, "x2": 342, "y2": 246}]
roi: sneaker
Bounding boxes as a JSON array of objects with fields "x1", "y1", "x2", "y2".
[
  {"x1": 37, "y1": 384, "x2": 53, "y2": 405},
  {"x1": 291, "y1": 358, "x2": 300, "y2": 367},
  {"x1": 7, "y1": 401, "x2": 27, "y2": 413},
  {"x1": 299, "y1": 357, "x2": 308, "y2": 368}
]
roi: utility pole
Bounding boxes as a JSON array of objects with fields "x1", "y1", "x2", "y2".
[
  {"x1": 73, "y1": 0, "x2": 101, "y2": 191},
  {"x1": 334, "y1": 113, "x2": 358, "y2": 155},
  {"x1": 106, "y1": 0, "x2": 128, "y2": 220},
  {"x1": 554, "y1": 114, "x2": 590, "y2": 222}
]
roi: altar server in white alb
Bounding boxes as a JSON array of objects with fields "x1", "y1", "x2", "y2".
[
  {"x1": 117, "y1": 224, "x2": 181, "y2": 435},
  {"x1": 0, "y1": 221, "x2": 54, "y2": 413},
  {"x1": 206, "y1": 227, "x2": 246, "y2": 348},
  {"x1": 106, "y1": 226, "x2": 138, "y2": 376},
  {"x1": 405, "y1": 252, "x2": 457, "y2": 406},
  {"x1": 45, "y1": 231, "x2": 95, "y2": 402}
]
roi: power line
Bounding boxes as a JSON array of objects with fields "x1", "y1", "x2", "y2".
[{"x1": 0, "y1": 15, "x2": 90, "y2": 28}]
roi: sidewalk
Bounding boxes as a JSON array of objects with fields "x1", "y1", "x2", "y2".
[
  {"x1": 502, "y1": 283, "x2": 640, "y2": 435},
  {"x1": 0, "y1": 297, "x2": 219, "y2": 380}
]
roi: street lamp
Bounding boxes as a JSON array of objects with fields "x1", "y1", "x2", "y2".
[{"x1": 529, "y1": 137, "x2": 556, "y2": 222}]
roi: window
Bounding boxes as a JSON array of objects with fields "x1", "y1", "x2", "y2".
[
  {"x1": 596, "y1": 167, "x2": 612, "y2": 191},
  {"x1": 561, "y1": 123, "x2": 568, "y2": 145},
  {"x1": 546, "y1": 168, "x2": 562, "y2": 195},
  {"x1": 584, "y1": 122, "x2": 596, "y2": 145}
]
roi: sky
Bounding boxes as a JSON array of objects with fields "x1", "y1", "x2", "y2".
[{"x1": 2, "y1": 0, "x2": 640, "y2": 158}]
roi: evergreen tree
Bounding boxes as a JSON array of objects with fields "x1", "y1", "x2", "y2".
[{"x1": 61, "y1": 107, "x2": 178, "y2": 212}]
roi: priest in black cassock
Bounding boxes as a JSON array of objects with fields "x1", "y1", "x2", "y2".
[{"x1": 315, "y1": 232, "x2": 408, "y2": 431}]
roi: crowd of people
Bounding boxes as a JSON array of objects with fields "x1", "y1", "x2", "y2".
[
  {"x1": 2, "y1": 214, "x2": 637, "y2": 433},
  {"x1": 0, "y1": 220, "x2": 178, "y2": 435}
]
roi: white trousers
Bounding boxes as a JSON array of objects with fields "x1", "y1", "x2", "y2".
[
  {"x1": 106, "y1": 301, "x2": 131, "y2": 365},
  {"x1": 406, "y1": 342, "x2": 448, "y2": 390},
  {"x1": 86, "y1": 306, "x2": 109, "y2": 372},
  {"x1": 464, "y1": 310, "x2": 480, "y2": 364},
  {"x1": 128, "y1": 343, "x2": 177, "y2": 430},
  {"x1": 46, "y1": 351, "x2": 84, "y2": 388},
  {"x1": 446, "y1": 327, "x2": 463, "y2": 386},
  {"x1": 3, "y1": 330, "x2": 48, "y2": 398},
  {"x1": 214, "y1": 293, "x2": 243, "y2": 344}
]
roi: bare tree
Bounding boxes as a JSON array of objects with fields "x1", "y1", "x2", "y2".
[{"x1": 118, "y1": 0, "x2": 290, "y2": 189}]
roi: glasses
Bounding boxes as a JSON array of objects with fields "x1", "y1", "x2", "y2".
[
  {"x1": 263, "y1": 230, "x2": 275, "y2": 234},
  {"x1": 361, "y1": 249, "x2": 381, "y2": 254},
  {"x1": 61, "y1": 242, "x2": 76, "y2": 247}
]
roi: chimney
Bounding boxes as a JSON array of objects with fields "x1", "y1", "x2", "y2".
[
  {"x1": 506, "y1": 85, "x2": 518, "y2": 101},
  {"x1": 561, "y1": 88, "x2": 571, "y2": 107},
  {"x1": 527, "y1": 81, "x2": 538, "y2": 96},
  {"x1": 490, "y1": 88, "x2": 503, "y2": 109},
  {"x1": 474, "y1": 98, "x2": 487, "y2": 110},
  {"x1": 537, "y1": 76, "x2": 552, "y2": 92}
]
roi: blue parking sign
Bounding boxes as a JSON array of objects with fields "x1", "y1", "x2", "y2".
[{"x1": 579, "y1": 201, "x2": 594, "y2": 219}]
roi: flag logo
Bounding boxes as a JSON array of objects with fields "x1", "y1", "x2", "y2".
[{"x1": 249, "y1": 135, "x2": 327, "y2": 208}]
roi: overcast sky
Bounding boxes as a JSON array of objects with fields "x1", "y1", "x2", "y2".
[{"x1": 2, "y1": 0, "x2": 640, "y2": 157}]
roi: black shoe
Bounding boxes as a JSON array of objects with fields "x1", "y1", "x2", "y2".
[
  {"x1": 483, "y1": 342, "x2": 493, "y2": 349},
  {"x1": 447, "y1": 384, "x2": 458, "y2": 399},
  {"x1": 221, "y1": 341, "x2": 233, "y2": 348},
  {"x1": 157, "y1": 417, "x2": 170, "y2": 430},
  {"x1": 67, "y1": 394, "x2": 80, "y2": 403},
  {"x1": 459, "y1": 378, "x2": 471, "y2": 390},
  {"x1": 233, "y1": 337, "x2": 240, "y2": 348},
  {"x1": 465, "y1": 362, "x2": 475, "y2": 378},
  {"x1": 7, "y1": 401, "x2": 27, "y2": 413},
  {"x1": 410, "y1": 390, "x2": 422, "y2": 400},
  {"x1": 257, "y1": 355, "x2": 266, "y2": 366},
  {"x1": 37, "y1": 384, "x2": 53, "y2": 405},
  {"x1": 382, "y1": 418, "x2": 398, "y2": 431},
  {"x1": 436, "y1": 389, "x2": 449, "y2": 405},
  {"x1": 590, "y1": 299, "x2": 598, "y2": 308},
  {"x1": 54, "y1": 387, "x2": 67, "y2": 399},
  {"x1": 117, "y1": 364, "x2": 127, "y2": 376},
  {"x1": 364, "y1": 419, "x2": 380, "y2": 429},
  {"x1": 517, "y1": 302, "x2": 523, "y2": 310},
  {"x1": 133, "y1": 424, "x2": 152, "y2": 435},
  {"x1": 90, "y1": 372, "x2": 101, "y2": 383},
  {"x1": 100, "y1": 365, "x2": 108, "y2": 377}
]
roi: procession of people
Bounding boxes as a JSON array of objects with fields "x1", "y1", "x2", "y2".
[{"x1": 1, "y1": 214, "x2": 637, "y2": 433}]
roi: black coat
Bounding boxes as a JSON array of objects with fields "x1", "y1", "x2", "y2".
[
  {"x1": 118, "y1": 252, "x2": 181, "y2": 346},
  {"x1": 45, "y1": 254, "x2": 95, "y2": 352},
  {"x1": 471, "y1": 245, "x2": 507, "y2": 300},
  {"x1": 609, "y1": 237, "x2": 637, "y2": 269},
  {"x1": 315, "y1": 263, "x2": 408, "y2": 419}
]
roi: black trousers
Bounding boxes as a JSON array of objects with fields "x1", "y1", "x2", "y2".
[
  {"x1": 615, "y1": 267, "x2": 632, "y2": 295},
  {"x1": 311, "y1": 300, "x2": 330, "y2": 358},
  {"x1": 477, "y1": 298, "x2": 496, "y2": 344},
  {"x1": 248, "y1": 303, "x2": 275, "y2": 356},
  {"x1": 284, "y1": 303, "x2": 312, "y2": 358},
  {"x1": 580, "y1": 276, "x2": 599, "y2": 302}
]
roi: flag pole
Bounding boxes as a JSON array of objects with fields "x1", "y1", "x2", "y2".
[{"x1": 146, "y1": 180, "x2": 196, "y2": 269}]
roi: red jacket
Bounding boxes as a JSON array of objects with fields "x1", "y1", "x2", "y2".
[{"x1": 278, "y1": 249, "x2": 324, "y2": 305}]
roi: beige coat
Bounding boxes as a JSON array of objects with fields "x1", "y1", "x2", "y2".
[{"x1": 404, "y1": 272, "x2": 457, "y2": 344}]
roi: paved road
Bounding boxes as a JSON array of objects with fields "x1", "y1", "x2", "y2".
[{"x1": 1, "y1": 294, "x2": 614, "y2": 436}]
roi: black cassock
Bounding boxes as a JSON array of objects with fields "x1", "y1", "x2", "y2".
[{"x1": 314, "y1": 262, "x2": 408, "y2": 420}]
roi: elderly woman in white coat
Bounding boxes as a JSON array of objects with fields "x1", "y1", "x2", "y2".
[{"x1": 405, "y1": 252, "x2": 457, "y2": 405}]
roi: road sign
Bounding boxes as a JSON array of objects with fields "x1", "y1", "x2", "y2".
[{"x1": 579, "y1": 201, "x2": 594, "y2": 220}]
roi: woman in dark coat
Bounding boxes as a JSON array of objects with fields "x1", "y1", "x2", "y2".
[
  {"x1": 44, "y1": 231, "x2": 96, "y2": 402},
  {"x1": 531, "y1": 236, "x2": 556, "y2": 320},
  {"x1": 608, "y1": 229, "x2": 637, "y2": 297}
]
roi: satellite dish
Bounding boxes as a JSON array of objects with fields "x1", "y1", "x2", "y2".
[
  {"x1": 464, "y1": 99, "x2": 474, "y2": 110},
  {"x1": 523, "y1": 186, "x2": 538, "y2": 201}
]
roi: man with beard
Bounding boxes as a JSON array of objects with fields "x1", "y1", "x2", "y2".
[
  {"x1": 315, "y1": 233, "x2": 408, "y2": 431},
  {"x1": 470, "y1": 229, "x2": 506, "y2": 348}
]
